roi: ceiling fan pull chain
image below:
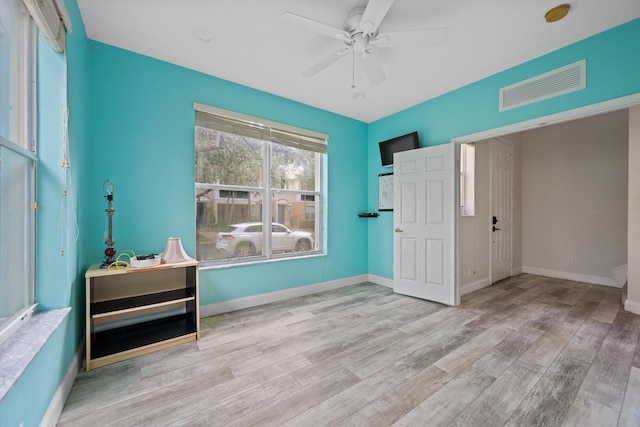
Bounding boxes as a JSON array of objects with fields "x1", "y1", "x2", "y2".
[{"x1": 351, "y1": 48, "x2": 356, "y2": 89}]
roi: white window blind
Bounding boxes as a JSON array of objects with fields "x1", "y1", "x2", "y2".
[
  {"x1": 194, "y1": 103, "x2": 328, "y2": 153},
  {"x1": 22, "y1": 0, "x2": 71, "y2": 52}
]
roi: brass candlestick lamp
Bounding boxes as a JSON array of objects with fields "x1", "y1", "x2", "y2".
[{"x1": 100, "y1": 179, "x2": 117, "y2": 268}]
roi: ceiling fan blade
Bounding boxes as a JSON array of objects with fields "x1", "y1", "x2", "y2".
[
  {"x1": 359, "y1": 0, "x2": 394, "y2": 35},
  {"x1": 373, "y1": 27, "x2": 449, "y2": 48},
  {"x1": 280, "y1": 12, "x2": 351, "y2": 42},
  {"x1": 301, "y1": 47, "x2": 351, "y2": 78},
  {"x1": 359, "y1": 50, "x2": 386, "y2": 85}
]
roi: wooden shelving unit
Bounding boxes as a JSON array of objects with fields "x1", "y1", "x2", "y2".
[{"x1": 85, "y1": 260, "x2": 199, "y2": 371}]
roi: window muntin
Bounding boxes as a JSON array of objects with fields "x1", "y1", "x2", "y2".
[
  {"x1": 194, "y1": 105, "x2": 326, "y2": 265},
  {"x1": 0, "y1": 0, "x2": 36, "y2": 344}
]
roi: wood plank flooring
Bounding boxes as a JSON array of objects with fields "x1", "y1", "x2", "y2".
[{"x1": 58, "y1": 274, "x2": 640, "y2": 426}]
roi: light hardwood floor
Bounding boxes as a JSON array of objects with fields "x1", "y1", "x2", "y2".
[{"x1": 58, "y1": 274, "x2": 640, "y2": 426}]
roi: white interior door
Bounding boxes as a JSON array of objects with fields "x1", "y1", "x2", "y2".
[
  {"x1": 393, "y1": 143, "x2": 458, "y2": 306},
  {"x1": 490, "y1": 138, "x2": 513, "y2": 283}
]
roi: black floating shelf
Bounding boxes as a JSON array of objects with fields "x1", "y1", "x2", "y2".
[{"x1": 358, "y1": 212, "x2": 379, "y2": 218}]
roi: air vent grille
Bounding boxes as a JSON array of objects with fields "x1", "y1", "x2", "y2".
[{"x1": 499, "y1": 59, "x2": 586, "y2": 111}]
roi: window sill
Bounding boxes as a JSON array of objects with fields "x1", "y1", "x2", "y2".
[
  {"x1": 199, "y1": 251, "x2": 326, "y2": 271},
  {"x1": 0, "y1": 307, "x2": 71, "y2": 402}
]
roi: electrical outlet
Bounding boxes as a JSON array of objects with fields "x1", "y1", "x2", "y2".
[{"x1": 567, "y1": 260, "x2": 573, "y2": 267}]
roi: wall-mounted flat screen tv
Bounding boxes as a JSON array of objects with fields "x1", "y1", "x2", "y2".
[{"x1": 379, "y1": 131, "x2": 420, "y2": 167}]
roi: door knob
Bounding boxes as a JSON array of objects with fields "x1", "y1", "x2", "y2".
[
  {"x1": 492, "y1": 226, "x2": 500, "y2": 232},
  {"x1": 395, "y1": 227, "x2": 403, "y2": 233}
]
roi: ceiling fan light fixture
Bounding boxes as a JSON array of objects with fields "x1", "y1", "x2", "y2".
[
  {"x1": 545, "y1": 4, "x2": 570, "y2": 23},
  {"x1": 354, "y1": 37, "x2": 368, "y2": 53}
]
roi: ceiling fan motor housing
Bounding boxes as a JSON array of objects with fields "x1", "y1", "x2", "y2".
[
  {"x1": 347, "y1": 6, "x2": 367, "y2": 32},
  {"x1": 346, "y1": 6, "x2": 376, "y2": 52}
]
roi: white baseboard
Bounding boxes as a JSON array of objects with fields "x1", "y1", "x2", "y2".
[
  {"x1": 522, "y1": 266, "x2": 622, "y2": 288},
  {"x1": 200, "y1": 274, "x2": 369, "y2": 317},
  {"x1": 460, "y1": 277, "x2": 491, "y2": 296},
  {"x1": 624, "y1": 298, "x2": 640, "y2": 316},
  {"x1": 367, "y1": 274, "x2": 393, "y2": 288},
  {"x1": 511, "y1": 266, "x2": 523, "y2": 275},
  {"x1": 40, "y1": 339, "x2": 84, "y2": 427}
]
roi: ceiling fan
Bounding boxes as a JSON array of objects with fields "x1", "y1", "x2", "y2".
[{"x1": 281, "y1": 0, "x2": 449, "y2": 86}]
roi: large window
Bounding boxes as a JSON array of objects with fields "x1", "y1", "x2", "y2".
[
  {"x1": 194, "y1": 103, "x2": 326, "y2": 265},
  {"x1": 0, "y1": 0, "x2": 37, "y2": 344}
]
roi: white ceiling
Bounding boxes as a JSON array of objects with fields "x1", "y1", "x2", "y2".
[{"x1": 76, "y1": 0, "x2": 640, "y2": 123}]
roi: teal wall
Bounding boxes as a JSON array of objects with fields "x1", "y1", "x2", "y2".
[
  {"x1": 0, "y1": 0, "x2": 90, "y2": 425},
  {"x1": 86, "y1": 42, "x2": 369, "y2": 305},
  {"x1": 367, "y1": 18, "x2": 640, "y2": 279}
]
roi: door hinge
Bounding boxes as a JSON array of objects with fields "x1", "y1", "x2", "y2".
[{"x1": 33, "y1": 201, "x2": 39, "y2": 211}]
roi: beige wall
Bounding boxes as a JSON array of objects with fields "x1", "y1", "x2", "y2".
[
  {"x1": 460, "y1": 109, "x2": 628, "y2": 292},
  {"x1": 627, "y1": 106, "x2": 640, "y2": 311},
  {"x1": 521, "y1": 110, "x2": 628, "y2": 284}
]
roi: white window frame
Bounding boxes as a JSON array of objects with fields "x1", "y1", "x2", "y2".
[
  {"x1": 194, "y1": 103, "x2": 327, "y2": 267},
  {"x1": 0, "y1": 0, "x2": 38, "y2": 346}
]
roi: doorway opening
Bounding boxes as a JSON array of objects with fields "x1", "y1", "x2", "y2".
[{"x1": 454, "y1": 93, "x2": 639, "y2": 297}]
